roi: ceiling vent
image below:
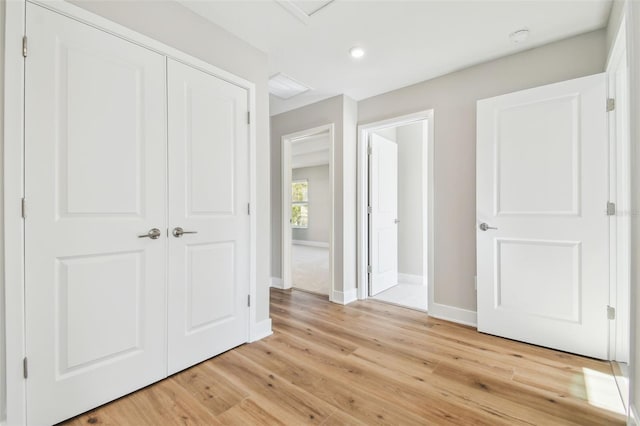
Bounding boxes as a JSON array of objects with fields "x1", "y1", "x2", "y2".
[
  {"x1": 275, "y1": 0, "x2": 335, "y2": 24},
  {"x1": 268, "y1": 73, "x2": 311, "y2": 99}
]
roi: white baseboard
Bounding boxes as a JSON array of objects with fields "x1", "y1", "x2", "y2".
[
  {"x1": 428, "y1": 302, "x2": 477, "y2": 327},
  {"x1": 292, "y1": 240, "x2": 329, "y2": 248},
  {"x1": 270, "y1": 277, "x2": 284, "y2": 289},
  {"x1": 249, "y1": 318, "x2": 273, "y2": 342},
  {"x1": 398, "y1": 273, "x2": 423, "y2": 285},
  {"x1": 331, "y1": 288, "x2": 358, "y2": 305}
]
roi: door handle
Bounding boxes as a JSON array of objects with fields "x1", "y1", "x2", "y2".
[
  {"x1": 479, "y1": 223, "x2": 498, "y2": 231},
  {"x1": 394, "y1": 219, "x2": 400, "y2": 224},
  {"x1": 138, "y1": 228, "x2": 162, "y2": 239},
  {"x1": 172, "y1": 227, "x2": 198, "y2": 238}
]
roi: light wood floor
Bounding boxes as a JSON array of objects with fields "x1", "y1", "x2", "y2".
[{"x1": 63, "y1": 289, "x2": 626, "y2": 425}]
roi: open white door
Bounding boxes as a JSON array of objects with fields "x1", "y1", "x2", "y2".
[
  {"x1": 369, "y1": 134, "x2": 399, "y2": 296},
  {"x1": 167, "y1": 59, "x2": 250, "y2": 374},
  {"x1": 477, "y1": 73, "x2": 609, "y2": 359},
  {"x1": 24, "y1": 4, "x2": 168, "y2": 424}
]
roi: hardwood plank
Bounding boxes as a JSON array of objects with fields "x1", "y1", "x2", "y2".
[
  {"x1": 215, "y1": 398, "x2": 287, "y2": 426},
  {"x1": 206, "y1": 351, "x2": 337, "y2": 424},
  {"x1": 171, "y1": 362, "x2": 250, "y2": 416},
  {"x1": 62, "y1": 288, "x2": 625, "y2": 425},
  {"x1": 237, "y1": 340, "x2": 437, "y2": 425}
]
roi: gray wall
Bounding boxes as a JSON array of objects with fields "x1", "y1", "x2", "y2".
[
  {"x1": 397, "y1": 122, "x2": 424, "y2": 277},
  {"x1": 342, "y1": 96, "x2": 358, "y2": 296},
  {"x1": 358, "y1": 30, "x2": 607, "y2": 311},
  {"x1": 625, "y1": 0, "x2": 640, "y2": 419},
  {"x1": 271, "y1": 95, "x2": 358, "y2": 295},
  {"x1": 606, "y1": 0, "x2": 626, "y2": 53},
  {"x1": 292, "y1": 165, "x2": 330, "y2": 244},
  {"x1": 0, "y1": 0, "x2": 5, "y2": 420},
  {"x1": 68, "y1": 0, "x2": 272, "y2": 323},
  {"x1": 271, "y1": 95, "x2": 342, "y2": 279}
]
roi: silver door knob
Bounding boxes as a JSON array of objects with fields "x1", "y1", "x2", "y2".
[
  {"x1": 394, "y1": 219, "x2": 400, "y2": 224},
  {"x1": 138, "y1": 228, "x2": 162, "y2": 239},
  {"x1": 479, "y1": 223, "x2": 498, "y2": 231},
  {"x1": 172, "y1": 227, "x2": 198, "y2": 238}
]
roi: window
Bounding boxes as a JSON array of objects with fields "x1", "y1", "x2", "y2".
[{"x1": 291, "y1": 179, "x2": 309, "y2": 228}]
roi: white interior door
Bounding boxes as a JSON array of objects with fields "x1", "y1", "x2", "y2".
[
  {"x1": 24, "y1": 4, "x2": 168, "y2": 425},
  {"x1": 167, "y1": 59, "x2": 250, "y2": 374},
  {"x1": 476, "y1": 73, "x2": 609, "y2": 359},
  {"x1": 369, "y1": 134, "x2": 399, "y2": 296}
]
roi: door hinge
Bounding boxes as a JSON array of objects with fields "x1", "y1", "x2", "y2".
[
  {"x1": 247, "y1": 295, "x2": 251, "y2": 307},
  {"x1": 607, "y1": 305, "x2": 616, "y2": 320},
  {"x1": 367, "y1": 145, "x2": 372, "y2": 156},
  {"x1": 607, "y1": 98, "x2": 615, "y2": 112},
  {"x1": 607, "y1": 201, "x2": 616, "y2": 216},
  {"x1": 23, "y1": 357, "x2": 28, "y2": 379},
  {"x1": 22, "y1": 36, "x2": 27, "y2": 58},
  {"x1": 247, "y1": 203, "x2": 250, "y2": 215},
  {"x1": 367, "y1": 265, "x2": 372, "y2": 274},
  {"x1": 367, "y1": 206, "x2": 372, "y2": 214},
  {"x1": 247, "y1": 111, "x2": 250, "y2": 125},
  {"x1": 21, "y1": 198, "x2": 26, "y2": 218}
]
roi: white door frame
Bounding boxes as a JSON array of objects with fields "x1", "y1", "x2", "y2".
[
  {"x1": 356, "y1": 110, "x2": 435, "y2": 309},
  {"x1": 606, "y1": 15, "x2": 631, "y2": 364},
  {"x1": 3, "y1": 2, "x2": 259, "y2": 424},
  {"x1": 281, "y1": 124, "x2": 335, "y2": 299}
]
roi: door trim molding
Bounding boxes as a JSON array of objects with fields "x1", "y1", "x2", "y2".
[
  {"x1": 356, "y1": 110, "x2": 435, "y2": 312},
  {"x1": 606, "y1": 13, "x2": 631, "y2": 365},
  {"x1": 281, "y1": 124, "x2": 335, "y2": 300},
  {"x1": 4, "y1": 1, "x2": 27, "y2": 424},
  {"x1": 3, "y1": 2, "x2": 260, "y2": 423}
]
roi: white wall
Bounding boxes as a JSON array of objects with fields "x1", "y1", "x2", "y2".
[
  {"x1": 67, "y1": 0, "x2": 272, "y2": 322},
  {"x1": 292, "y1": 165, "x2": 331, "y2": 244},
  {"x1": 358, "y1": 30, "x2": 606, "y2": 313},
  {"x1": 271, "y1": 95, "x2": 358, "y2": 296},
  {"x1": 396, "y1": 122, "x2": 423, "y2": 277}
]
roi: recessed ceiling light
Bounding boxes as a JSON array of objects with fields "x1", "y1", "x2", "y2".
[
  {"x1": 349, "y1": 47, "x2": 365, "y2": 59},
  {"x1": 509, "y1": 29, "x2": 530, "y2": 44}
]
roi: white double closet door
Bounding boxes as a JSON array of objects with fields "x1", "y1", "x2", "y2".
[{"x1": 24, "y1": 4, "x2": 249, "y2": 425}]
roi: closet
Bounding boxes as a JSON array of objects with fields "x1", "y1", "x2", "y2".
[{"x1": 23, "y1": 3, "x2": 250, "y2": 425}]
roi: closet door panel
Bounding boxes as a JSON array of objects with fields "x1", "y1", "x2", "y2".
[
  {"x1": 167, "y1": 59, "x2": 250, "y2": 374},
  {"x1": 24, "y1": 4, "x2": 168, "y2": 425}
]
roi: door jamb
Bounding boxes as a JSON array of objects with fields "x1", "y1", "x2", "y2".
[
  {"x1": 606, "y1": 14, "x2": 631, "y2": 365},
  {"x1": 281, "y1": 124, "x2": 335, "y2": 300},
  {"x1": 356, "y1": 110, "x2": 434, "y2": 311}
]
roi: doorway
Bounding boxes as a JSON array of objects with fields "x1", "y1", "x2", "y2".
[
  {"x1": 357, "y1": 111, "x2": 434, "y2": 311},
  {"x1": 282, "y1": 124, "x2": 335, "y2": 298}
]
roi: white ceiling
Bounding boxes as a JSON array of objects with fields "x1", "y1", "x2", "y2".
[
  {"x1": 292, "y1": 133, "x2": 331, "y2": 168},
  {"x1": 178, "y1": 0, "x2": 612, "y2": 116}
]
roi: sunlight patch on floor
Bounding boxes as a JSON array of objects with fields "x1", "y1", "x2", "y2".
[{"x1": 582, "y1": 367, "x2": 626, "y2": 415}]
